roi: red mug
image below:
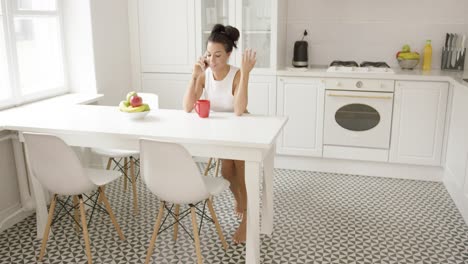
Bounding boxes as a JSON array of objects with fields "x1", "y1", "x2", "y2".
[{"x1": 194, "y1": 100, "x2": 210, "y2": 118}]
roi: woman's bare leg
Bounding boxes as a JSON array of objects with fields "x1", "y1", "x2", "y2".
[
  {"x1": 233, "y1": 160, "x2": 247, "y2": 244},
  {"x1": 221, "y1": 160, "x2": 242, "y2": 217}
]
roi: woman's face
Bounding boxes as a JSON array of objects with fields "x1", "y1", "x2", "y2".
[{"x1": 205, "y1": 42, "x2": 231, "y2": 71}]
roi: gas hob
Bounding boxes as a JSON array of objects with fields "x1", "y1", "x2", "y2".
[{"x1": 327, "y1": 60, "x2": 395, "y2": 74}]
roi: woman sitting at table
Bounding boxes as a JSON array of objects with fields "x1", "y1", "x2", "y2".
[{"x1": 183, "y1": 24, "x2": 256, "y2": 244}]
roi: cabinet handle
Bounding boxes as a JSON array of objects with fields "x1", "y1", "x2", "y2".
[{"x1": 327, "y1": 93, "x2": 392, "y2": 100}]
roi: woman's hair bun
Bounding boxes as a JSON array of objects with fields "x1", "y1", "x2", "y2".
[
  {"x1": 224, "y1": 26, "x2": 240, "y2": 43},
  {"x1": 211, "y1": 24, "x2": 226, "y2": 34},
  {"x1": 208, "y1": 24, "x2": 240, "y2": 52}
]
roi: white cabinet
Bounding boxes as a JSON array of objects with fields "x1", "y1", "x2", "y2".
[
  {"x1": 132, "y1": 0, "x2": 286, "y2": 77},
  {"x1": 247, "y1": 75, "x2": 276, "y2": 115},
  {"x1": 444, "y1": 83, "x2": 468, "y2": 222},
  {"x1": 195, "y1": 0, "x2": 286, "y2": 73},
  {"x1": 277, "y1": 77, "x2": 324, "y2": 157},
  {"x1": 141, "y1": 73, "x2": 191, "y2": 110},
  {"x1": 137, "y1": 0, "x2": 195, "y2": 73},
  {"x1": 390, "y1": 81, "x2": 449, "y2": 166}
]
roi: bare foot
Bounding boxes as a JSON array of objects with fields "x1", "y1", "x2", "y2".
[
  {"x1": 233, "y1": 214, "x2": 247, "y2": 244},
  {"x1": 234, "y1": 191, "x2": 245, "y2": 219},
  {"x1": 230, "y1": 187, "x2": 244, "y2": 219}
]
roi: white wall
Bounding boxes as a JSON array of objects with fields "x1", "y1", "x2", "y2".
[
  {"x1": 62, "y1": 0, "x2": 97, "y2": 94},
  {"x1": 89, "y1": 0, "x2": 132, "y2": 105},
  {"x1": 286, "y1": 0, "x2": 468, "y2": 68}
]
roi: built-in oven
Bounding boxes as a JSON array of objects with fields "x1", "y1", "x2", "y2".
[{"x1": 323, "y1": 78, "x2": 395, "y2": 161}]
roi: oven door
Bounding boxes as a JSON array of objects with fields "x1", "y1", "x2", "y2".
[{"x1": 324, "y1": 90, "x2": 393, "y2": 149}]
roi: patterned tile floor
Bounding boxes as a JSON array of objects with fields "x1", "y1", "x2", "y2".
[{"x1": 1, "y1": 165, "x2": 468, "y2": 263}]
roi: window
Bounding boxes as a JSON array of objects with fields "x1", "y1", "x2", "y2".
[{"x1": 0, "y1": 0, "x2": 66, "y2": 109}]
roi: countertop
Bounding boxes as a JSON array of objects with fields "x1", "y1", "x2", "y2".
[{"x1": 277, "y1": 66, "x2": 468, "y2": 87}]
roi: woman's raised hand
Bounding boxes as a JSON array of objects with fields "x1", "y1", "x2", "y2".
[
  {"x1": 241, "y1": 48, "x2": 256, "y2": 74},
  {"x1": 192, "y1": 53, "x2": 208, "y2": 79}
]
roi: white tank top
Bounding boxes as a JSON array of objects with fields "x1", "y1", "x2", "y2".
[{"x1": 204, "y1": 66, "x2": 239, "y2": 112}]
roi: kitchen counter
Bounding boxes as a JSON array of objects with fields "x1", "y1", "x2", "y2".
[{"x1": 277, "y1": 67, "x2": 468, "y2": 87}]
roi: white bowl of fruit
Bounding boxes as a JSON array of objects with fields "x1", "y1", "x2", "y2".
[
  {"x1": 396, "y1": 44, "x2": 420, "y2": 70},
  {"x1": 119, "y1": 91, "x2": 150, "y2": 120}
]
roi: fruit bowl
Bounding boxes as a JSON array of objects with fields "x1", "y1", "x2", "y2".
[
  {"x1": 122, "y1": 110, "x2": 150, "y2": 120},
  {"x1": 397, "y1": 58, "x2": 419, "y2": 70}
]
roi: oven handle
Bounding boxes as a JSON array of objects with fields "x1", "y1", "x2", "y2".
[{"x1": 327, "y1": 93, "x2": 393, "y2": 100}]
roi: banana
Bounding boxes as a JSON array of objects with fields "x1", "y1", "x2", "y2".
[
  {"x1": 125, "y1": 104, "x2": 147, "y2": 113},
  {"x1": 126, "y1": 91, "x2": 137, "y2": 103},
  {"x1": 119, "y1": 102, "x2": 150, "y2": 113},
  {"x1": 398, "y1": 52, "x2": 420, "y2": 60},
  {"x1": 119, "y1": 101, "x2": 129, "y2": 111}
]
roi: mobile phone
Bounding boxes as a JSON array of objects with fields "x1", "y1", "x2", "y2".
[{"x1": 203, "y1": 52, "x2": 209, "y2": 67}]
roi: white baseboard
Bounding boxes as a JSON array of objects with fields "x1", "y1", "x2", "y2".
[
  {"x1": 0, "y1": 203, "x2": 33, "y2": 233},
  {"x1": 275, "y1": 155, "x2": 443, "y2": 182},
  {"x1": 443, "y1": 168, "x2": 468, "y2": 225}
]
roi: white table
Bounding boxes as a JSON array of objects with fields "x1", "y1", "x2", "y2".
[{"x1": 1, "y1": 104, "x2": 287, "y2": 264}]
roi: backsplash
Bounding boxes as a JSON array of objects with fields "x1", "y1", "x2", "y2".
[{"x1": 286, "y1": 0, "x2": 468, "y2": 69}]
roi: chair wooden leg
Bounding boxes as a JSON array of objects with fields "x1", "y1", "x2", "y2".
[
  {"x1": 106, "y1": 157, "x2": 112, "y2": 170},
  {"x1": 190, "y1": 207, "x2": 203, "y2": 264},
  {"x1": 130, "y1": 157, "x2": 139, "y2": 214},
  {"x1": 78, "y1": 195, "x2": 93, "y2": 264},
  {"x1": 173, "y1": 204, "x2": 180, "y2": 241},
  {"x1": 98, "y1": 158, "x2": 112, "y2": 204},
  {"x1": 73, "y1": 195, "x2": 80, "y2": 232},
  {"x1": 207, "y1": 199, "x2": 228, "y2": 250},
  {"x1": 214, "y1": 159, "x2": 221, "y2": 177},
  {"x1": 203, "y1": 158, "x2": 213, "y2": 176},
  {"x1": 38, "y1": 194, "x2": 57, "y2": 261},
  {"x1": 99, "y1": 187, "x2": 125, "y2": 240},
  {"x1": 145, "y1": 202, "x2": 165, "y2": 264},
  {"x1": 123, "y1": 157, "x2": 128, "y2": 192}
]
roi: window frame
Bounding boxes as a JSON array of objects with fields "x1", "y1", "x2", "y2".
[{"x1": 0, "y1": 0, "x2": 68, "y2": 110}]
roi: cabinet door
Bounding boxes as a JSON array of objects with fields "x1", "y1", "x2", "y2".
[
  {"x1": 277, "y1": 77, "x2": 324, "y2": 157},
  {"x1": 141, "y1": 73, "x2": 191, "y2": 110},
  {"x1": 235, "y1": 0, "x2": 278, "y2": 73},
  {"x1": 247, "y1": 75, "x2": 276, "y2": 115},
  {"x1": 390, "y1": 81, "x2": 449, "y2": 166},
  {"x1": 138, "y1": 0, "x2": 195, "y2": 73},
  {"x1": 195, "y1": 0, "x2": 236, "y2": 62}
]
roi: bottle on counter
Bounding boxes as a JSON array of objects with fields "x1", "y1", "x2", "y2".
[{"x1": 422, "y1": 40, "x2": 432, "y2": 71}]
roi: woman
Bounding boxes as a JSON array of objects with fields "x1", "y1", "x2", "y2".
[{"x1": 183, "y1": 24, "x2": 256, "y2": 244}]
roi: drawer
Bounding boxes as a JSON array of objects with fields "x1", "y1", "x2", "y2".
[{"x1": 325, "y1": 78, "x2": 395, "y2": 92}]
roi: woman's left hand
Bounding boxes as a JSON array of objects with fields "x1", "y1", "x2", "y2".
[{"x1": 241, "y1": 48, "x2": 256, "y2": 74}]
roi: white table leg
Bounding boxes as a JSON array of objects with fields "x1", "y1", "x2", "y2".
[
  {"x1": 245, "y1": 161, "x2": 261, "y2": 264},
  {"x1": 23, "y1": 143, "x2": 48, "y2": 239},
  {"x1": 261, "y1": 145, "x2": 275, "y2": 235}
]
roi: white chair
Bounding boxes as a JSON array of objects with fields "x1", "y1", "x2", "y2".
[
  {"x1": 92, "y1": 92, "x2": 159, "y2": 214},
  {"x1": 23, "y1": 133, "x2": 125, "y2": 264},
  {"x1": 140, "y1": 139, "x2": 229, "y2": 264}
]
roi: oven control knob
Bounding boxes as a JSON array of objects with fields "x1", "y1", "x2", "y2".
[
  {"x1": 356, "y1": 81, "x2": 363, "y2": 88},
  {"x1": 335, "y1": 81, "x2": 341, "y2": 87}
]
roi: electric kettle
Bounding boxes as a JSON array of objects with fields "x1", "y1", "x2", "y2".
[{"x1": 292, "y1": 41, "x2": 308, "y2": 67}]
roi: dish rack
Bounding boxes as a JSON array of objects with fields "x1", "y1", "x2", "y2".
[{"x1": 441, "y1": 48, "x2": 465, "y2": 71}]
